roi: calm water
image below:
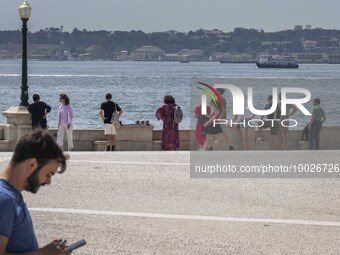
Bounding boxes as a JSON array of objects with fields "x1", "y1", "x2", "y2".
[{"x1": 0, "y1": 60, "x2": 339, "y2": 129}]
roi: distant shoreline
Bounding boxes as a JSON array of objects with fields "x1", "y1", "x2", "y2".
[{"x1": 0, "y1": 58, "x2": 340, "y2": 65}]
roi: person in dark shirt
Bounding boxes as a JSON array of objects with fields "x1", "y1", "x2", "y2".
[
  {"x1": 308, "y1": 98, "x2": 326, "y2": 150},
  {"x1": 99, "y1": 93, "x2": 123, "y2": 151},
  {"x1": 27, "y1": 94, "x2": 51, "y2": 130}
]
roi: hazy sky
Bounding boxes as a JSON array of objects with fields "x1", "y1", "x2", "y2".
[{"x1": 1, "y1": 0, "x2": 340, "y2": 33}]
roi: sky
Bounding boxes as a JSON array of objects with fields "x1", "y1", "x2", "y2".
[{"x1": 1, "y1": 0, "x2": 340, "y2": 33}]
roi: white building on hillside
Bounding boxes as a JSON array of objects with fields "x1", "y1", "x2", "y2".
[{"x1": 131, "y1": 46, "x2": 165, "y2": 60}]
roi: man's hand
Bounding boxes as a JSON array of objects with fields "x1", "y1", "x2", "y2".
[
  {"x1": 67, "y1": 124, "x2": 71, "y2": 129},
  {"x1": 38, "y1": 241, "x2": 70, "y2": 254}
]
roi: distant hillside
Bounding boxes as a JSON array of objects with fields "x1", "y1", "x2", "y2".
[{"x1": 1, "y1": 27, "x2": 340, "y2": 62}]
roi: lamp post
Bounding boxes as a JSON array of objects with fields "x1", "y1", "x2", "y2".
[{"x1": 18, "y1": 1, "x2": 31, "y2": 107}]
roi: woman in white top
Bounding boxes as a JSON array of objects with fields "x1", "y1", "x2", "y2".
[{"x1": 57, "y1": 94, "x2": 74, "y2": 151}]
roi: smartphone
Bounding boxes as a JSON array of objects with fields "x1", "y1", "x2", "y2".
[{"x1": 64, "y1": 239, "x2": 87, "y2": 252}]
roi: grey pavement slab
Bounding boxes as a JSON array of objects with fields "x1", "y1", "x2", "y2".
[{"x1": 1, "y1": 151, "x2": 339, "y2": 254}]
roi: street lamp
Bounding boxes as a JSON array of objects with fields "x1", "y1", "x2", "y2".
[{"x1": 18, "y1": 1, "x2": 31, "y2": 107}]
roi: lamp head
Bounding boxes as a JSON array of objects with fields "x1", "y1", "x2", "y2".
[{"x1": 19, "y1": 1, "x2": 32, "y2": 20}]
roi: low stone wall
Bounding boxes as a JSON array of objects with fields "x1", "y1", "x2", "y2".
[
  {"x1": 1, "y1": 106, "x2": 339, "y2": 151},
  {"x1": 189, "y1": 126, "x2": 340, "y2": 150},
  {"x1": 48, "y1": 125, "x2": 154, "y2": 151},
  {"x1": 0, "y1": 122, "x2": 339, "y2": 151}
]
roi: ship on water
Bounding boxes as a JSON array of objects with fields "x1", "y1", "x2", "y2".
[{"x1": 256, "y1": 55, "x2": 299, "y2": 68}]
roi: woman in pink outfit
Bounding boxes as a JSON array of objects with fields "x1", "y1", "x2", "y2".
[
  {"x1": 155, "y1": 95, "x2": 180, "y2": 150},
  {"x1": 57, "y1": 94, "x2": 74, "y2": 151},
  {"x1": 194, "y1": 105, "x2": 212, "y2": 148}
]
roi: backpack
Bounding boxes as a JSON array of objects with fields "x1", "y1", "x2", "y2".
[{"x1": 173, "y1": 105, "x2": 183, "y2": 124}]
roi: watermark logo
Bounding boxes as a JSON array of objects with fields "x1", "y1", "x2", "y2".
[
  {"x1": 197, "y1": 82, "x2": 312, "y2": 128},
  {"x1": 196, "y1": 82, "x2": 223, "y2": 115},
  {"x1": 198, "y1": 82, "x2": 311, "y2": 116}
]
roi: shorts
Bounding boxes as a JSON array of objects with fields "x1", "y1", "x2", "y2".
[{"x1": 104, "y1": 124, "x2": 116, "y2": 135}]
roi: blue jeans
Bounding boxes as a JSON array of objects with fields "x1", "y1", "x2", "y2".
[{"x1": 309, "y1": 120, "x2": 322, "y2": 150}]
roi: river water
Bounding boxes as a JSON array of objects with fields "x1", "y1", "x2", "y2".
[{"x1": 0, "y1": 60, "x2": 339, "y2": 129}]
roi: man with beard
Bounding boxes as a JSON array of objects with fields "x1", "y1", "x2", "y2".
[{"x1": 0, "y1": 131, "x2": 69, "y2": 254}]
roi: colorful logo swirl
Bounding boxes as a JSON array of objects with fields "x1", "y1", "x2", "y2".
[{"x1": 197, "y1": 82, "x2": 223, "y2": 115}]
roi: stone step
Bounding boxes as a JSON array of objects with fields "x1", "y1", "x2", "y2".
[
  {"x1": 152, "y1": 140, "x2": 190, "y2": 151},
  {"x1": 93, "y1": 140, "x2": 153, "y2": 151},
  {"x1": 254, "y1": 140, "x2": 270, "y2": 150},
  {"x1": 152, "y1": 141, "x2": 162, "y2": 151},
  {"x1": 298, "y1": 141, "x2": 310, "y2": 150},
  {"x1": 0, "y1": 140, "x2": 10, "y2": 151},
  {"x1": 0, "y1": 127, "x2": 4, "y2": 140}
]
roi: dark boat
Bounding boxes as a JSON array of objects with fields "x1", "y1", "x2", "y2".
[{"x1": 256, "y1": 55, "x2": 299, "y2": 68}]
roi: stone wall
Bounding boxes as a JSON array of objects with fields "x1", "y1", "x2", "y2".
[
  {"x1": 0, "y1": 122, "x2": 339, "y2": 151},
  {"x1": 1, "y1": 105, "x2": 339, "y2": 151}
]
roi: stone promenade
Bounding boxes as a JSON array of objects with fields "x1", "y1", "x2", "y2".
[{"x1": 0, "y1": 151, "x2": 339, "y2": 254}]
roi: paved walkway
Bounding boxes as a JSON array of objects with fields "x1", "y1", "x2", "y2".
[{"x1": 1, "y1": 151, "x2": 339, "y2": 254}]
